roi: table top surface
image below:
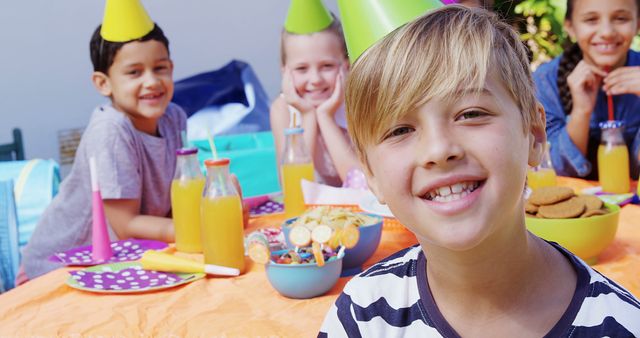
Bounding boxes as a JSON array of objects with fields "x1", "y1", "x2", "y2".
[{"x1": 0, "y1": 177, "x2": 638, "y2": 336}]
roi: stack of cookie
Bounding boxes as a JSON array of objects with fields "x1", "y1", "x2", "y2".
[{"x1": 525, "y1": 186, "x2": 609, "y2": 219}]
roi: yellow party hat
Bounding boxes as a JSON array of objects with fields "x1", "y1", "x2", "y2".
[
  {"x1": 337, "y1": 0, "x2": 443, "y2": 63},
  {"x1": 100, "y1": 0, "x2": 154, "y2": 42},
  {"x1": 285, "y1": 0, "x2": 334, "y2": 34}
]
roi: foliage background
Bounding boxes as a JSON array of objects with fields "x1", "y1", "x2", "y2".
[{"x1": 492, "y1": 0, "x2": 640, "y2": 70}]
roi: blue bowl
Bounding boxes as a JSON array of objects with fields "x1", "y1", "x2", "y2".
[
  {"x1": 281, "y1": 214, "x2": 383, "y2": 276},
  {"x1": 265, "y1": 255, "x2": 343, "y2": 299}
]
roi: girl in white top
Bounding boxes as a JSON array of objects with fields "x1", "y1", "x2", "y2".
[{"x1": 270, "y1": 10, "x2": 360, "y2": 187}]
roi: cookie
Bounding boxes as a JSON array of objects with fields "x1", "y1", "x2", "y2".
[
  {"x1": 580, "y1": 208, "x2": 609, "y2": 218},
  {"x1": 574, "y1": 195, "x2": 603, "y2": 211},
  {"x1": 537, "y1": 197, "x2": 585, "y2": 219},
  {"x1": 528, "y1": 186, "x2": 575, "y2": 206},
  {"x1": 525, "y1": 202, "x2": 539, "y2": 214}
]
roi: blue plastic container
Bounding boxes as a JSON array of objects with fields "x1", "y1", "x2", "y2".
[
  {"x1": 191, "y1": 131, "x2": 279, "y2": 198},
  {"x1": 265, "y1": 254, "x2": 343, "y2": 299},
  {"x1": 281, "y1": 214, "x2": 383, "y2": 276}
]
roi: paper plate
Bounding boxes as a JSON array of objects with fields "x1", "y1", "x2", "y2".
[
  {"x1": 250, "y1": 199, "x2": 284, "y2": 216},
  {"x1": 581, "y1": 186, "x2": 635, "y2": 206},
  {"x1": 50, "y1": 239, "x2": 168, "y2": 266},
  {"x1": 66, "y1": 262, "x2": 204, "y2": 294},
  {"x1": 358, "y1": 193, "x2": 394, "y2": 218}
]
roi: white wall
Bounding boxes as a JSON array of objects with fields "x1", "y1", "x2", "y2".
[{"x1": 0, "y1": 0, "x2": 340, "y2": 162}]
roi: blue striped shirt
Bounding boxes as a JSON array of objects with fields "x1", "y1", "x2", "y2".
[{"x1": 319, "y1": 244, "x2": 640, "y2": 337}]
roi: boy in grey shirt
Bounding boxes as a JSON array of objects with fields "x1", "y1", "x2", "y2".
[{"x1": 21, "y1": 3, "x2": 184, "y2": 280}]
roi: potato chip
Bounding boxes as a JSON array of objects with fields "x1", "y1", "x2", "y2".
[{"x1": 341, "y1": 224, "x2": 360, "y2": 249}]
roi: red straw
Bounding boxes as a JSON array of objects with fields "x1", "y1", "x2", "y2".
[{"x1": 605, "y1": 66, "x2": 614, "y2": 121}]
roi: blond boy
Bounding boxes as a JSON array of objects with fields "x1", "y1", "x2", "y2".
[{"x1": 320, "y1": 6, "x2": 640, "y2": 337}]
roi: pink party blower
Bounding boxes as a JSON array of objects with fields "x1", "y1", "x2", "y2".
[{"x1": 89, "y1": 156, "x2": 113, "y2": 261}]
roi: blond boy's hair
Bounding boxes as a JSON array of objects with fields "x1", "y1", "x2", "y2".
[{"x1": 346, "y1": 5, "x2": 541, "y2": 172}]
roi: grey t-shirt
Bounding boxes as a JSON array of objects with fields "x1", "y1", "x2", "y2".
[{"x1": 22, "y1": 103, "x2": 186, "y2": 279}]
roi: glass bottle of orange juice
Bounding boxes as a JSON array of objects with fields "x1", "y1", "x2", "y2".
[
  {"x1": 171, "y1": 148, "x2": 205, "y2": 253},
  {"x1": 281, "y1": 127, "x2": 314, "y2": 218},
  {"x1": 527, "y1": 142, "x2": 557, "y2": 190},
  {"x1": 200, "y1": 158, "x2": 245, "y2": 273},
  {"x1": 598, "y1": 120, "x2": 630, "y2": 194}
]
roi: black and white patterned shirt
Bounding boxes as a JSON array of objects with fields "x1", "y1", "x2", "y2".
[{"x1": 319, "y1": 243, "x2": 640, "y2": 337}]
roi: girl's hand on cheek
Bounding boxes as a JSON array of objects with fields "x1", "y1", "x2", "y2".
[
  {"x1": 316, "y1": 68, "x2": 345, "y2": 119},
  {"x1": 567, "y1": 60, "x2": 607, "y2": 116},
  {"x1": 281, "y1": 67, "x2": 315, "y2": 115},
  {"x1": 603, "y1": 66, "x2": 640, "y2": 96}
]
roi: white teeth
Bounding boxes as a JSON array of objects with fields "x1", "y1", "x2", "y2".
[
  {"x1": 438, "y1": 186, "x2": 452, "y2": 197},
  {"x1": 425, "y1": 181, "x2": 479, "y2": 202},
  {"x1": 594, "y1": 43, "x2": 617, "y2": 52}
]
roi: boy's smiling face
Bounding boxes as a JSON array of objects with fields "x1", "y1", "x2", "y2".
[
  {"x1": 93, "y1": 40, "x2": 174, "y2": 135},
  {"x1": 364, "y1": 70, "x2": 544, "y2": 251}
]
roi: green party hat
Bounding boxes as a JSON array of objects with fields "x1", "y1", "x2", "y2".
[
  {"x1": 285, "y1": 0, "x2": 334, "y2": 34},
  {"x1": 337, "y1": 0, "x2": 443, "y2": 63},
  {"x1": 101, "y1": 0, "x2": 154, "y2": 42}
]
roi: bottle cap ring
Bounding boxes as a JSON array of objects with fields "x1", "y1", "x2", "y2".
[
  {"x1": 599, "y1": 120, "x2": 625, "y2": 129},
  {"x1": 284, "y1": 127, "x2": 304, "y2": 135},
  {"x1": 204, "y1": 158, "x2": 230, "y2": 167},
  {"x1": 176, "y1": 148, "x2": 198, "y2": 156}
]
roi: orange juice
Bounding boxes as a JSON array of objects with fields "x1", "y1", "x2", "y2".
[
  {"x1": 598, "y1": 144, "x2": 630, "y2": 194},
  {"x1": 201, "y1": 195, "x2": 245, "y2": 273},
  {"x1": 281, "y1": 162, "x2": 314, "y2": 218},
  {"x1": 527, "y1": 168, "x2": 557, "y2": 190},
  {"x1": 171, "y1": 178, "x2": 205, "y2": 253}
]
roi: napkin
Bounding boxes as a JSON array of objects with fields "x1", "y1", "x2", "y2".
[{"x1": 301, "y1": 179, "x2": 372, "y2": 205}]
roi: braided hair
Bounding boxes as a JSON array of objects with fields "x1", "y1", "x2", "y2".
[{"x1": 556, "y1": 42, "x2": 582, "y2": 115}]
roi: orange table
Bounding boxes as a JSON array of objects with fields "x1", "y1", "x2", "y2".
[{"x1": 0, "y1": 177, "x2": 638, "y2": 336}]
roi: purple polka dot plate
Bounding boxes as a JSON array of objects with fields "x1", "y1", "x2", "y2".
[
  {"x1": 66, "y1": 262, "x2": 205, "y2": 294},
  {"x1": 50, "y1": 239, "x2": 168, "y2": 266}
]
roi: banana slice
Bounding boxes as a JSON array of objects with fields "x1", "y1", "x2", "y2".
[
  {"x1": 311, "y1": 224, "x2": 333, "y2": 244},
  {"x1": 247, "y1": 242, "x2": 270, "y2": 264},
  {"x1": 289, "y1": 225, "x2": 311, "y2": 247}
]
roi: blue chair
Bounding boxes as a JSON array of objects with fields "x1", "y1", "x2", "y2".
[
  {"x1": 0, "y1": 129, "x2": 25, "y2": 161},
  {"x1": 0, "y1": 160, "x2": 60, "y2": 252},
  {"x1": 0, "y1": 180, "x2": 19, "y2": 292}
]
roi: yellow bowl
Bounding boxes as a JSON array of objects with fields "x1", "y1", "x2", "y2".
[{"x1": 525, "y1": 203, "x2": 620, "y2": 264}]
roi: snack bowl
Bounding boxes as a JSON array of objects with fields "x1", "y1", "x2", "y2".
[
  {"x1": 281, "y1": 213, "x2": 383, "y2": 276},
  {"x1": 525, "y1": 203, "x2": 620, "y2": 264},
  {"x1": 265, "y1": 253, "x2": 343, "y2": 299}
]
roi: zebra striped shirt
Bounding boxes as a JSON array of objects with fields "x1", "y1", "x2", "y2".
[{"x1": 319, "y1": 243, "x2": 640, "y2": 337}]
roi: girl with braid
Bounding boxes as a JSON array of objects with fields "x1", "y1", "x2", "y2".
[{"x1": 533, "y1": 0, "x2": 640, "y2": 180}]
